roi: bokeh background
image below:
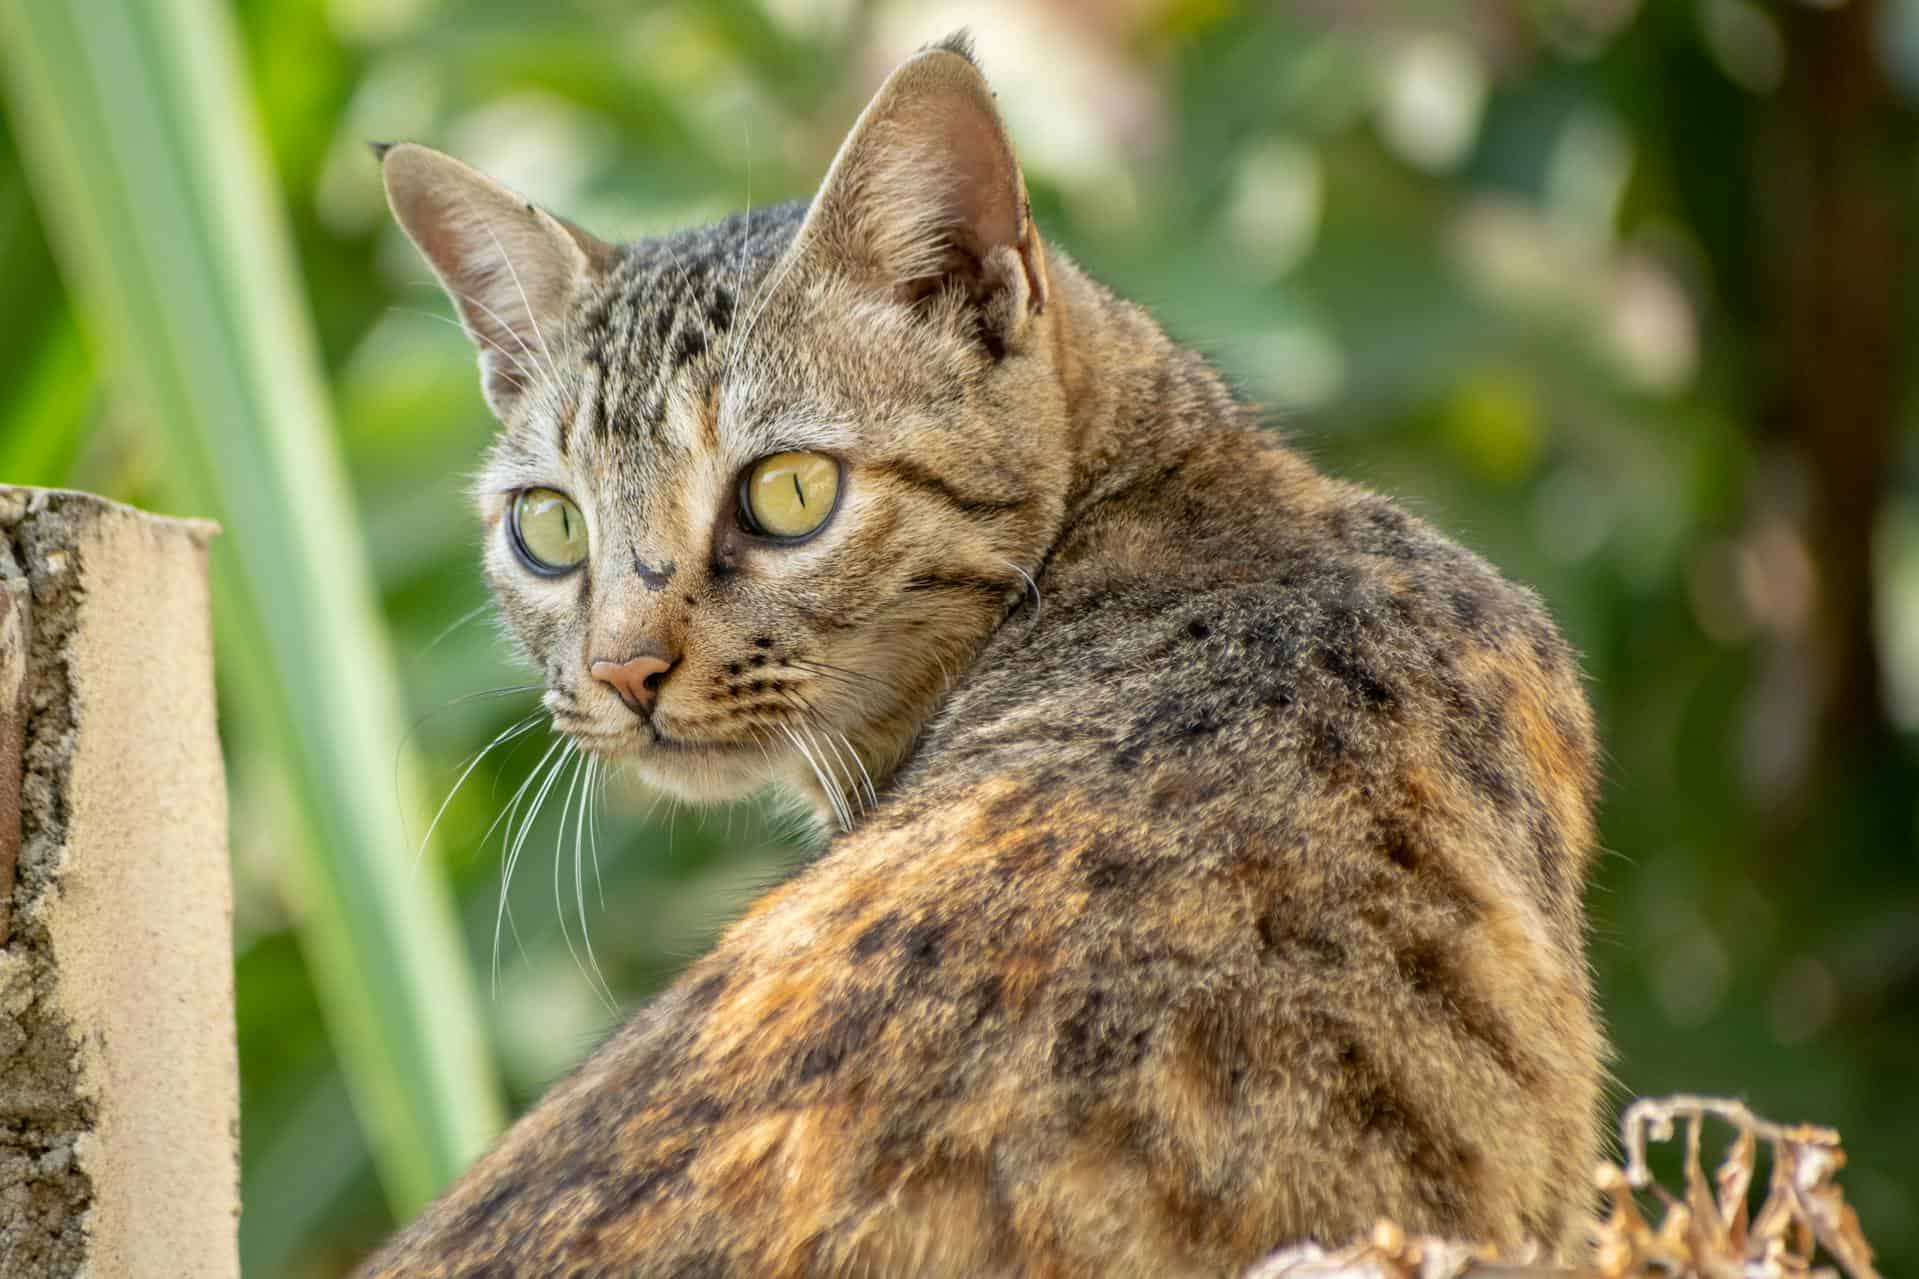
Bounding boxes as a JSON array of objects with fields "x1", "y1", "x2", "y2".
[{"x1": 2, "y1": 0, "x2": 1916, "y2": 1273}]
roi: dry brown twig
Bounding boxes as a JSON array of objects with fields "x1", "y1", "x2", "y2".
[{"x1": 1240, "y1": 1095, "x2": 1881, "y2": 1279}]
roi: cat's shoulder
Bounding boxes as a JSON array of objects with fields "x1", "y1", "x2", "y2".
[{"x1": 992, "y1": 428, "x2": 1580, "y2": 715}]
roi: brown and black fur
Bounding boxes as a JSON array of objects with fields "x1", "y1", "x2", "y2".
[{"x1": 363, "y1": 33, "x2": 1604, "y2": 1279}]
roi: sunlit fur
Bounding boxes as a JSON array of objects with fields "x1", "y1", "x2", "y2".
[{"x1": 366, "y1": 35, "x2": 1606, "y2": 1279}]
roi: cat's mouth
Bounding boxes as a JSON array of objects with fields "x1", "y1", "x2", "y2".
[
  {"x1": 557, "y1": 721, "x2": 759, "y2": 757},
  {"x1": 648, "y1": 728, "x2": 761, "y2": 755},
  {"x1": 550, "y1": 717, "x2": 779, "y2": 804}
]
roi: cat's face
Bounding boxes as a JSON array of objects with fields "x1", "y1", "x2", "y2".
[{"x1": 384, "y1": 42, "x2": 1069, "y2": 820}]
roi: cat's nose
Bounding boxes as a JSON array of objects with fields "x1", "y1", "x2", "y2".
[{"x1": 589, "y1": 651, "x2": 676, "y2": 715}]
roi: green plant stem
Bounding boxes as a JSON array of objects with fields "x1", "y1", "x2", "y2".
[{"x1": 0, "y1": 0, "x2": 504, "y2": 1215}]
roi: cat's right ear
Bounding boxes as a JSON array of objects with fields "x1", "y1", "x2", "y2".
[
  {"x1": 799, "y1": 38, "x2": 1048, "y2": 353},
  {"x1": 378, "y1": 143, "x2": 615, "y2": 418}
]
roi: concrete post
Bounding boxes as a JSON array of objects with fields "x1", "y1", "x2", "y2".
[{"x1": 0, "y1": 488, "x2": 237, "y2": 1277}]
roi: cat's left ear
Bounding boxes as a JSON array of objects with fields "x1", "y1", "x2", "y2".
[
  {"x1": 379, "y1": 143, "x2": 617, "y2": 418},
  {"x1": 801, "y1": 35, "x2": 1047, "y2": 352}
]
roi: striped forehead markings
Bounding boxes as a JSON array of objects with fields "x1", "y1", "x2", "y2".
[{"x1": 575, "y1": 202, "x2": 805, "y2": 448}]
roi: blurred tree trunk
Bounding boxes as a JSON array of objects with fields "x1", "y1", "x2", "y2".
[{"x1": 1758, "y1": 0, "x2": 1910, "y2": 810}]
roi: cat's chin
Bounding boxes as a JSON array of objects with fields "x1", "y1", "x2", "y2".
[{"x1": 619, "y1": 737, "x2": 778, "y2": 806}]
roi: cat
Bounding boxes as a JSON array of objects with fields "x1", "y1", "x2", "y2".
[{"x1": 358, "y1": 33, "x2": 1605, "y2": 1279}]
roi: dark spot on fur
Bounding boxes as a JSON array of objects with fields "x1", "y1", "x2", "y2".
[
  {"x1": 458, "y1": 1178, "x2": 517, "y2": 1231},
  {"x1": 1305, "y1": 718, "x2": 1352, "y2": 776},
  {"x1": 1381, "y1": 819, "x2": 1420, "y2": 870},
  {"x1": 634, "y1": 556, "x2": 675, "y2": 591},
  {"x1": 1148, "y1": 774, "x2": 1221, "y2": 812},
  {"x1": 749, "y1": 654, "x2": 767, "y2": 668},
  {"x1": 1052, "y1": 988, "x2": 1152, "y2": 1079},
  {"x1": 584, "y1": 1144, "x2": 698, "y2": 1230},
  {"x1": 665, "y1": 1251, "x2": 730, "y2": 1279},
  {"x1": 685, "y1": 969, "x2": 730, "y2": 1012},
  {"x1": 753, "y1": 636, "x2": 773, "y2": 648},
  {"x1": 1082, "y1": 852, "x2": 1154, "y2": 891},
  {"x1": 672, "y1": 1094, "x2": 727, "y2": 1127},
  {"x1": 673, "y1": 327, "x2": 708, "y2": 367},
  {"x1": 1186, "y1": 619, "x2": 1212, "y2": 640},
  {"x1": 1179, "y1": 712, "x2": 1222, "y2": 742},
  {"x1": 1318, "y1": 643, "x2": 1396, "y2": 710},
  {"x1": 1529, "y1": 807, "x2": 1567, "y2": 904},
  {"x1": 1258, "y1": 682, "x2": 1297, "y2": 711},
  {"x1": 727, "y1": 663, "x2": 742, "y2": 676},
  {"x1": 994, "y1": 829, "x2": 1063, "y2": 878},
  {"x1": 795, "y1": 988, "x2": 889, "y2": 1083},
  {"x1": 1449, "y1": 587, "x2": 1489, "y2": 636},
  {"x1": 1438, "y1": 679, "x2": 1517, "y2": 804},
  {"x1": 705, "y1": 290, "x2": 735, "y2": 332},
  {"x1": 852, "y1": 913, "x2": 898, "y2": 959},
  {"x1": 1321, "y1": 1019, "x2": 1475, "y2": 1230},
  {"x1": 1361, "y1": 503, "x2": 1426, "y2": 561},
  {"x1": 965, "y1": 975, "x2": 1003, "y2": 1027},
  {"x1": 899, "y1": 920, "x2": 946, "y2": 972},
  {"x1": 1397, "y1": 937, "x2": 1538, "y2": 1085},
  {"x1": 1255, "y1": 908, "x2": 1345, "y2": 966}
]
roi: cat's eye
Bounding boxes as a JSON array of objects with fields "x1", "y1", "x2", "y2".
[
  {"x1": 510, "y1": 488, "x2": 589, "y2": 574},
  {"x1": 739, "y1": 451, "x2": 841, "y2": 541}
]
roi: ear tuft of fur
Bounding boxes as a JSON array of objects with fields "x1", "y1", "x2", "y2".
[
  {"x1": 925, "y1": 29, "x2": 977, "y2": 67},
  {"x1": 368, "y1": 139, "x2": 395, "y2": 162}
]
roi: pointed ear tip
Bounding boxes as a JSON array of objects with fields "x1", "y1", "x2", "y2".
[
  {"x1": 911, "y1": 45, "x2": 986, "y2": 82},
  {"x1": 925, "y1": 28, "x2": 978, "y2": 65},
  {"x1": 377, "y1": 143, "x2": 465, "y2": 202},
  {"x1": 368, "y1": 140, "x2": 395, "y2": 162}
]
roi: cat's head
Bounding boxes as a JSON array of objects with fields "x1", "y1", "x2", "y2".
[{"x1": 381, "y1": 38, "x2": 1074, "y2": 822}]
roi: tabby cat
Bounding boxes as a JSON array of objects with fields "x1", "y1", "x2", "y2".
[{"x1": 359, "y1": 34, "x2": 1605, "y2": 1279}]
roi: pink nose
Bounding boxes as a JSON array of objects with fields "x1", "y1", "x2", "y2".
[{"x1": 590, "y1": 652, "x2": 675, "y2": 714}]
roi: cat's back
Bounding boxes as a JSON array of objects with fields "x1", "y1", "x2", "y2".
[
  {"x1": 926, "y1": 421, "x2": 1598, "y2": 951},
  {"x1": 861, "y1": 421, "x2": 1608, "y2": 1257},
  {"x1": 358, "y1": 425, "x2": 1604, "y2": 1279}
]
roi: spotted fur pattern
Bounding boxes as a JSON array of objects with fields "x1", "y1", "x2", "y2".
[{"x1": 362, "y1": 33, "x2": 1605, "y2": 1279}]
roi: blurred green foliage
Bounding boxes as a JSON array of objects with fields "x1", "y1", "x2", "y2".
[{"x1": 2, "y1": 1, "x2": 1916, "y2": 1275}]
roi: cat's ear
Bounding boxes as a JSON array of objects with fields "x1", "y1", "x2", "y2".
[
  {"x1": 379, "y1": 143, "x2": 616, "y2": 417},
  {"x1": 801, "y1": 36, "x2": 1047, "y2": 351}
]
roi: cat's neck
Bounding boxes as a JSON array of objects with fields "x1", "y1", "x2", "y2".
[{"x1": 1047, "y1": 259, "x2": 1258, "y2": 523}]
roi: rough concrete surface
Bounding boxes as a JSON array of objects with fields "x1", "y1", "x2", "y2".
[{"x1": 0, "y1": 488, "x2": 236, "y2": 1277}]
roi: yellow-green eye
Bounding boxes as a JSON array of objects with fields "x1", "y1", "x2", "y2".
[
  {"x1": 740, "y1": 451, "x2": 841, "y2": 540},
  {"x1": 510, "y1": 488, "x2": 589, "y2": 574}
]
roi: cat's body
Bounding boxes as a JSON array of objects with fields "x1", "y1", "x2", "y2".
[{"x1": 361, "y1": 36, "x2": 1604, "y2": 1279}]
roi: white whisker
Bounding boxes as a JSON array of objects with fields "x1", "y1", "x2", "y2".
[
  {"x1": 588, "y1": 755, "x2": 608, "y2": 911},
  {"x1": 493, "y1": 737, "x2": 572, "y2": 996},
  {"x1": 412, "y1": 712, "x2": 541, "y2": 877},
  {"x1": 999, "y1": 556, "x2": 1043, "y2": 623},
  {"x1": 424, "y1": 601, "x2": 497, "y2": 653},
  {"x1": 565, "y1": 754, "x2": 617, "y2": 1012},
  {"x1": 840, "y1": 730, "x2": 880, "y2": 809}
]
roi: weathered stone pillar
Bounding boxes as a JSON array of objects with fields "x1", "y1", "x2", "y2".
[{"x1": 0, "y1": 488, "x2": 236, "y2": 1277}]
